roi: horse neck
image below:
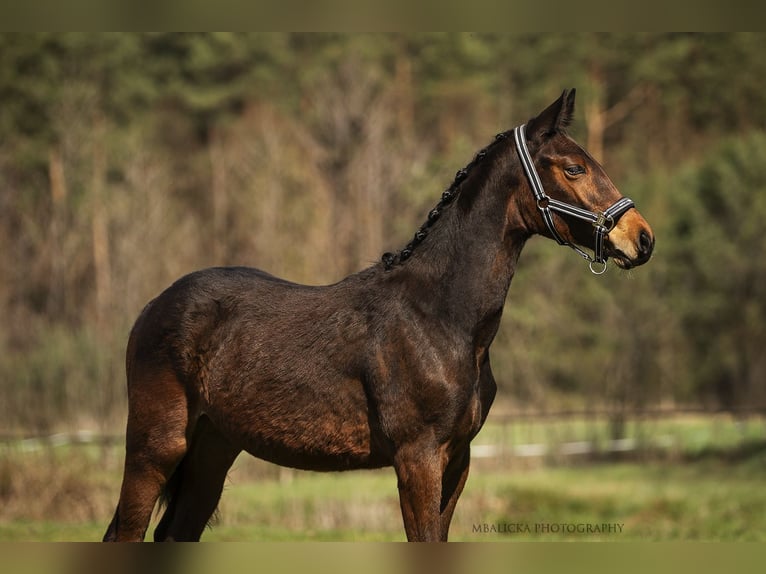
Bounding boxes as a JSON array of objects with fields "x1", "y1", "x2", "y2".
[{"x1": 393, "y1": 157, "x2": 531, "y2": 334}]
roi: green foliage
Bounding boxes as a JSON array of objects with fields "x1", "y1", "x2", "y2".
[
  {"x1": 0, "y1": 323, "x2": 123, "y2": 432},
  {"x1": 2, "y1": 33, "x2": 766, "y2": 431},
  {"x1": 665, "y1": 132, "x2": 766, "y2": 407}
]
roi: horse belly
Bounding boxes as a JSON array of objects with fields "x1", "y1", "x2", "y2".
[{"x1": 204, "y1": 380, "x2": 389, "y2": 472}]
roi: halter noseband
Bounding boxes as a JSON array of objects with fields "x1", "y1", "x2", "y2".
[{"x1": 513, "y1": 124, "x2": 635, "y2": 275}]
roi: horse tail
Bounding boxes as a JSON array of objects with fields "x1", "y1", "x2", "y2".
[{"x1": 102, "y1": 507, "x2": 120, "y2": 541}]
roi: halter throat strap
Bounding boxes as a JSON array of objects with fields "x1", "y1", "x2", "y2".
[{"x1": 513, "y1": 124, "x2": 634, "y2": 274}]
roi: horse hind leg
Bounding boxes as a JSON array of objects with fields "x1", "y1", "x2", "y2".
[
  {"x1": 439, "y1": 446, "x2": 471, "y2": 540},
  {"x1": 153, "y1": 415, "x2": 241, "y2": 541},
  {"x1": 103, "y1": 366, "x2": 193, "y2": 542}
]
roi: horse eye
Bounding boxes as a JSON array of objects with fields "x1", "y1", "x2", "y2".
[{"x1": 564, "y1": 165, "x2": 586, "y2": 177}]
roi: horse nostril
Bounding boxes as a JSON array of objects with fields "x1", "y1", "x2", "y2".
[{"x1": 639, "y1": 230, "x2": 654, "y2": 257}]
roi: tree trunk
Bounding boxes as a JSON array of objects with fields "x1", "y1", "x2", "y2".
[
  {"x1": 585, "y1": 66, "x2": 607, "y2": 163},
  {"x1": 91, "y1": 112, "x2": 111, "y2": 331},
  {"x1": 209, "y1": 127, "x2": 229, "y2": 264},
  {"x1": 47, "y1": 144, "x2": 68, "y2": 319},
  {"x1": 585, "y1": 66, "x2": 647, "y2": 164}
]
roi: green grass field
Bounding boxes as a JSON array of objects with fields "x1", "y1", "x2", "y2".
[{"x1": 2, "y1": 415, "x2": 765, "y2": 542}]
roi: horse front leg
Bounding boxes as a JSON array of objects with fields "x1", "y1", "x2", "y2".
[{"x1": 394, "y1": 442, "x2": 444, "y2": 541}]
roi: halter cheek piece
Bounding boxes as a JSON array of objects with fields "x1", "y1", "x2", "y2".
[{"x1": 513, "y1": 124, "x2": 635, "y2": 275}]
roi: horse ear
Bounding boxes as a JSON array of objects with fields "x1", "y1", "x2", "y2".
[{"x1": 525, "y1": 88, "x2": 576, "y2": 141}]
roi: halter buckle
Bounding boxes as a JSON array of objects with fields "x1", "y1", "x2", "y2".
[{"x1": 592, "y1": 212, "x2": 614, "y2": 231}]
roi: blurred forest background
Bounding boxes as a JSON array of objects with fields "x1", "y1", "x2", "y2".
[{"x1": 2, "y1": 32, "x2": 766, "y2": 436}]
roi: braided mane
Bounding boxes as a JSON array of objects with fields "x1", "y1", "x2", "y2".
[{"x1": 381, "y1": 130, "x2": 513, "y2": 270}]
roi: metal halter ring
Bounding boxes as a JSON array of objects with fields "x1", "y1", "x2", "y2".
[{"x1": 589, "y1": 260, "x2": 608, "y2": 275}]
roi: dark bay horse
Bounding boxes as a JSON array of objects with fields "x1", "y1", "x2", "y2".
[{"x1": 104, "y1": 89, "x2": 653, "y2": 542}]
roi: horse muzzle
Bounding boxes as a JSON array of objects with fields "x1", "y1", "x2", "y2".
[{"x1": 605, "y1": 210, "x2": 655, "y2": 269}]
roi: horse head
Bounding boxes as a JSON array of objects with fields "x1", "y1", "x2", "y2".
[{"x1": 518, "y1": 89, "x2": 654, "y2": 272}]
